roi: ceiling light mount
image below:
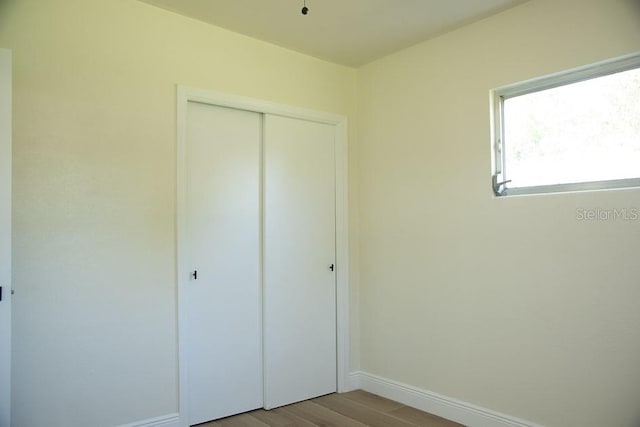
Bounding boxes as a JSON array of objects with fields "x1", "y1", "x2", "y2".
[{"x1": 301, "y1": 0, "x2": 309, "y2": 15}]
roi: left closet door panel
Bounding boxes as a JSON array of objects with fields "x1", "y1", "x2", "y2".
[{"x1": 185, "y1": 102, "x2": 263, "y2": 425}]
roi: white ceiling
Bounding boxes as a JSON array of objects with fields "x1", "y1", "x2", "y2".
[{"x1": 139, "y1": 0, "x2": 528, "y2": 66}]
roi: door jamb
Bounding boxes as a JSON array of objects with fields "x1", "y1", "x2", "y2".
[
  {"x1": 176, "y1": 85, "x2": 350, "y2": 427},
  {"x1": 0, "y1": 48, "x2": 12, "y2": 427}
]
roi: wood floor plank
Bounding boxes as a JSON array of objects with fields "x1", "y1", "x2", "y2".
[
  {"x1": 340, "y1": 389, "x2": 405, "y2": 413},
  {"x1": 312, "y1": 393, "x2": 417, "y2": 427},
  {"x1": 271, "y1": 407, "x2": 323, "y2": 427},
  {"x1": 250, "y1": 406, "x2": 316, "y2": 427},
  {"x1": 194, "y1": 391, "x2": 465, "y2": 427},
  {"x1": 278, "y1": 400, "x2": 369, "y2": 427},
  {"x1": 389, "y1": 406, "x2": 465, "y2": 427},
  {"x1": 204, "y1": 413, "x2": 270, "y2": 427}
]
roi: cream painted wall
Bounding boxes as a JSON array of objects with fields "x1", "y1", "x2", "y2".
[
  {"x1": 3, "y1": 0, "x2": 640, "y2": 425},
  {"x1": 0, "y1": 0, "x2": 358, "y2": 426},
  {"x1": 357, "y1": 0, "x2": 640, "y2": 426}
]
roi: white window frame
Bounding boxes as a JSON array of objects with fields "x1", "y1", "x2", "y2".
[{"x1": 491, "y1": 52, "x2": 640, "y2": 197}]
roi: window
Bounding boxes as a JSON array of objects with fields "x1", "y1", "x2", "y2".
[{"x1": 492, "y1": 53, "x2": 640, "y2": 196}]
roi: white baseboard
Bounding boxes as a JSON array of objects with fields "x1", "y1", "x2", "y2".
[
  {"x1": 117, "y1": 413, "x2": 180, "y2": 427},
  {"x1": 346, "y1": 370, "x2": 361, "y2": 391},
  {"x1": 349, "y1": 371, "x2": 542, "y2": 427}
]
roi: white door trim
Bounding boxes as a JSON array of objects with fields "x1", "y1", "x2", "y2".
[
  {"x1": 0, "y1": 48, "x2": 12, "y2": 427},
  {"x1": 176, "y1": 85, "x2": 350, "y2": 427}
]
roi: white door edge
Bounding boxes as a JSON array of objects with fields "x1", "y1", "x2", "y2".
[
  {"x1": 0, "y1": 48, "x2": 12, "y2": 427},
  {"x1": 175, "y1": 85, "x2": 350, "y2": 427}
]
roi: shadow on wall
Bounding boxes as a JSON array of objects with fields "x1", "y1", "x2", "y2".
[{"x1": 0, "y1": 0, "x2": 17, "y2": 30}]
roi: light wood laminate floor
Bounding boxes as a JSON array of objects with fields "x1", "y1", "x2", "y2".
[{"x1": 197, "y1": 390, "x2": 465, "y2": 427}]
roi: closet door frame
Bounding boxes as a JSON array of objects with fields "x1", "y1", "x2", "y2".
[{"x1": 176, "y1": 85, "x2": 350, "y2": 427}]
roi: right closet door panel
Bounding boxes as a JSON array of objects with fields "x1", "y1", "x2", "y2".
[{"x1": 263, "y1": 114, "x2": 337, "y2": 409}]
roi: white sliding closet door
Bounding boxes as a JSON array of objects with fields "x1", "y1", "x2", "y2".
[
  {"x1": 185, "y1": 102, "x2": 263, "y2": 425},
  {"x1": 263, "y1": 114, "x2": 337, "y2": 409}
]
